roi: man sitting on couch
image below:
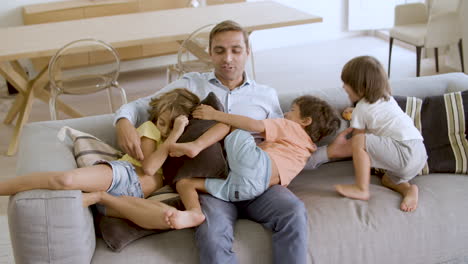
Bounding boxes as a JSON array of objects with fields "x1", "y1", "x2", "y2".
[{"x1": 114, "y1": 20, "x2": 352, "y2": 264}]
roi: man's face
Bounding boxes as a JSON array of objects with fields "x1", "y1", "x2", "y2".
[{"x1": 210, "y1": 30, "x2": 250, "y2": 86}]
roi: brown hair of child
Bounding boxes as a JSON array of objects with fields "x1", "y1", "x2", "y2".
[
  {"x1": 148, "y1": 88, "x2": 200, "y2": 126},
  {"x1": 293, "y1": 95, "x2": 340, "y2": 143},
  {"x1": 341, "y1": 55, "x2": 391, "y2": 104}
]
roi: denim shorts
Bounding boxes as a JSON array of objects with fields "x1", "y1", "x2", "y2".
[
  {"x1": 205, "y1": 129, "x2": 271, "y2": 202},
  {"x1": 93, "y1": 160, "x2": 144, "y2": 215}
]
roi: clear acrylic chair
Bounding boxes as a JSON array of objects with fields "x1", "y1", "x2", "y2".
[
  {"x1": 166, "y1": 23, "x2": 256, "y2": 83},
  {"x1": 48, "y1": 38, "x2": 127, "y2": 120}
]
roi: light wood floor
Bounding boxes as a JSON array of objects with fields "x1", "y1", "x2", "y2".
[{"x1": 0, "y1": 35, "x2": 460, "y2": 263}]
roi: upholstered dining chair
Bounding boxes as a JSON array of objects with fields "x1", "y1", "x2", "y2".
[
  {"x1": 48, "y1": 39, "x2": 127, "y2": 120},
  {"x1": 388, "y1": 0, "x2": 464, "y2": 77}
]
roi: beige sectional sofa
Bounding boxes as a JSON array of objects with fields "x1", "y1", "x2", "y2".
[{"x1": 8, "y1": 72, "x2": 468, "y2": 263}]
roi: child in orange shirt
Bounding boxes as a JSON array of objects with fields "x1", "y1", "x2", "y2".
[{"x1": 166, "y1": 95, "x2": 340, "y2": 229}]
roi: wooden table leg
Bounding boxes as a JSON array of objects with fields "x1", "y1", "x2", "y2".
[
  {"x1": 36, "y1": 90, "x2": 83, "y2": 119},
  {"x1": 0, "y1": 61, "x2": 29, "y2": 124},
  {"x1": 6, "y1": 65, "x2": 48, "y2": 156},
  {"x1": 4, "y1": 94, "x2": 25, "y2": 124},
  {"x1": 7, "y1": 84, "x2": 35, "y2": 156}
]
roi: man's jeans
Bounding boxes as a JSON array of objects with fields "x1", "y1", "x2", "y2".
[{"x1": 195, "y1": 185, "x2": 308, "y2": 264}]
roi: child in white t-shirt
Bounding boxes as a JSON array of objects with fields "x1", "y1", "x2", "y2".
[{"x1": 335, "y1": 56, "x2": 427, "y2": 212}]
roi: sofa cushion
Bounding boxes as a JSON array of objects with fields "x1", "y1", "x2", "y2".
[
  {"x1": 8, "y1": 190, "x2": 95, "y2": 263},
  {"x1": 99, "y1": 186, "x2": 183, "y2": 252},
  {"x1": 394, "y1": 91, "x2": 468, "y2": 174},
  {"x1": 162, "y1": 92, "x2": 228, "y2": 185},
  {"x1": 57, "y1": 126, "x2": 123, "y2": 167},
  {"x1": 421, "y1": 91, "x2": 468, "y2": 174}
]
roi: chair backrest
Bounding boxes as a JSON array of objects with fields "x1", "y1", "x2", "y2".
[
  {"x1": 425, "y1": 0, "x2": 462, "y2": 48},
  {"x1": 48, "y1": 38, "x2": 120, "y2": 95},
  {"x1": 177, "y1": 24, "x2": 215, "y2": 75}
]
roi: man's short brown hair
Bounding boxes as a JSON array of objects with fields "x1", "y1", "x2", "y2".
[
  {"x1": 209, "y1": 20, "x2": 250, "y2": 51},
  {"x1": 341, "y1": 56, "x2": 391, "y2": 104}
]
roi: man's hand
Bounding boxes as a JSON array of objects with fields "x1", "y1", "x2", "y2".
[
  {"x1": 192, "y1": 104, "x2": 218, "y2": 120},
  {"x1": 327, "y1": 127, "x2": 353, "y2": 159},
  {"x1": 116, "y1": 118, "x2": 144, "y2": 161}
]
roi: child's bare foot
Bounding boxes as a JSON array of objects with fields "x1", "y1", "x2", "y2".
[
  {"x1": 335, "y1": 184, "x2": 370, "y2": 200},
  {"x1": 166, "y1": 209, "x2": 205, "y2": 229},
  {"x1": 82, "y1": 192, "x2": 102, "y2": 207},
  {"x1": 169, "y1": 142, "x2": 201, "y2": 158},
  {"x1": 400, "y1": 185, "x2": 418, "y2": 212}
]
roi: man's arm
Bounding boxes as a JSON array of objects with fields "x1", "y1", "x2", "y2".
[{"x1": 193, "y1": 105, "x2": 265, "y2": 133}]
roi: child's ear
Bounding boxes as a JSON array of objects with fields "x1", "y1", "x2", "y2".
[{"x1": 301, "y1": 117, "x2": 312, "y2": 126}]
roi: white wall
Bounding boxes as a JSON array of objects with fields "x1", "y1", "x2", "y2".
[{"x1": 250, "y1": 0, "x2": 362, "y2": 51}]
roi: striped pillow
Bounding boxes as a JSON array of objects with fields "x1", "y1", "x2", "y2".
[
  {"x1": 395, "y1": 90, "x2": 468, "y2": 175},
  {"x1": 422, "y1": 91, "x2": 468, "y2": 174},
  {"x1": 57, "y1": 126, "x2": 123, "y2": 168}
]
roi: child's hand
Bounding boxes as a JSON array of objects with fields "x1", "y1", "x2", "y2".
[
  {"x1": 173, "y1": 115, "x2": 189, "y2": 131},
  {"x1": 193, "y1": 104, "x2": 217, "y2": 120},
  {"x1": 342, "y1": 107, "x2": 354, "y2": 121}
]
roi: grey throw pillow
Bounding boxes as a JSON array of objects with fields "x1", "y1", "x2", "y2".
[{"x1": 57, "y1": 126, "x2": 122, "y2": 167}]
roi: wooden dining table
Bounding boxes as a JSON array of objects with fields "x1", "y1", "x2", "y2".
[{"x1": 0, "y1": 1, "x2": 322, "y2": 156}]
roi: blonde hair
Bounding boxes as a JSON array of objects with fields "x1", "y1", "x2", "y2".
[
  {"x1": 341, "y1": 56, "x2": 391, "y2": 104},
  {"x1": 148, "y1": 88, "x2": 200, "y2": 127},
  {"x1": 209, "y1": 20, "x2": 249, "y2": 52}
]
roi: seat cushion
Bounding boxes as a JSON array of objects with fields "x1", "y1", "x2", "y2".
[{"x1": 390, "y1": 24, "x2": 426, "y2": 46}]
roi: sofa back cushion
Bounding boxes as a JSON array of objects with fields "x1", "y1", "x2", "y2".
[{"x1": 395, "y1": 90, "x2": 468, "y2": 174}]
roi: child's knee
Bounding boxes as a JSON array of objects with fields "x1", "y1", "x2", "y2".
[
  {"x1": 176, "y1": 179, "x2": 191, "y2": 192},
  {"x1": 50, "y1": 171, "x2": 74, "y2": 189}
]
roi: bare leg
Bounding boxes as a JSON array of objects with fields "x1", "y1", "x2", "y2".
[
  {"x1": 0, "y1": 165, "x2": 113, "y2": 196},
  {"x1": 137, "y1": 170, "x2": 164, "y2": 198},
  {"x1": 381, "y1": 174, "x2": 419, "y2": 212},
  {"x1": 85, "y1": 191, "x2": 176, "y2": 230},
  {"x1": 169, "y1": 123, "x2": 230, "y2": 158},
  {"x1": 166, "y1": 178, "x2": 207, "y2": 229},
  {"x1": 335, "y1": 133, "x2": 371, "y2": 200}
]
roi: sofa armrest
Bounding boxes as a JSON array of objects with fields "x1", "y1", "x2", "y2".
[
  {"x1": 10, "y1": 114, "x2": 116, "y2": 263},
  {"x1": 394, "y1": 3, "x2": 427, "y2": 26},
  {"x1": 8, "y1": 190, "x2": 95, "y2": 263},
  {"x1": 17, "y1": 114, "x2": 117, "y2": 174}
]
